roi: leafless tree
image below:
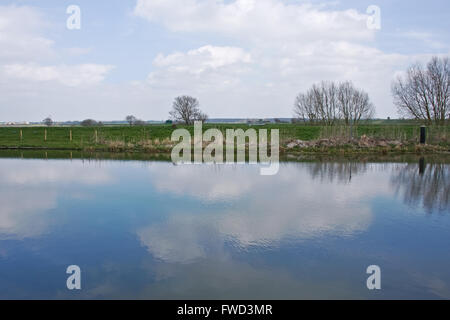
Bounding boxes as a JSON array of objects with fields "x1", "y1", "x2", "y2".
[
  {"x1": 338, "y1": 81, "x2": 375, "y2": 125},
  {"x1": 294, "y1": 81, "x2": 374, "y2": 125},
  {"x1": 294, "y1": 89, "x2": 318, "y2": 124},
  {"x1": 312, "y1": 82, "x2": 339, "y2": 125},
  {"x1": 169, "y1": 96, "x2": 207, "y2": 125},
  {"x1": 392, "y1": 56, "x2": 450, "y2": 125},
  {"x1": 126, "y1": 115, "x2": 137, "y2": 126},
  {"x1": 197, "y1": 111, "x2": 209, "y2": 123}
]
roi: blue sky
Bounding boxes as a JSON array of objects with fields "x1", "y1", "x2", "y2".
[{"x1": 1, "y1": 0, "x2": 449, "y2": 121}]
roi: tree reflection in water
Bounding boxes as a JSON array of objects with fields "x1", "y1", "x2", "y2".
[
  {"x1": 307, "y1": 161, "x2": 368, "y2": 184},
  {"x1": 391, "y1": 159, "x2": 449, "y2": 213},
  {"x1": 300, "y1": 158, "x2": 448, "y2": 213}
]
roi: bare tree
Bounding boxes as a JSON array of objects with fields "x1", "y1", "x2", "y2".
[
  {"x1": 125, "y1": 115, "x2": 137, "y2": 126},
  {"x1": 338, "y1": 81, "x2": 375, "y2": 125},
  {"x1": 169, "y1": 96, "x2": 207, "y2": 125},
  {"x1": 392, "y1": 56, "x2": 450, "y2": 125},
  {"x1": 197, "y1": 111, "x2": 209, "y2": 123},
  {"x1": 294, "y1": 89, "x2": 318, "y2": 124},
  {"x1": 294, "y1": 81, "x2": 374, "y2": 125},
  {"x1": 43, "y1": 117, "x2": 53, "y2": 127}
]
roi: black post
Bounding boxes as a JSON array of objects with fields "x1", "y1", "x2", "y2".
[
  {"x1": 420, "y1": 126, "x2": 426, "y2": 144},
  {"x1": 419, "y1": 157, "x2": 425, "y2": 175}
]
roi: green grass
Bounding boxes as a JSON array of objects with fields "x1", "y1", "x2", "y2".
[
  {"x1": 0, "y1": 123, "x2": 448, "y2": 151},
  {"x1": 0, "y1": 124, "x2": 320, "y2": 149}
]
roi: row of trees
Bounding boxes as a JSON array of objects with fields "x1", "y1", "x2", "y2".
[
  {"x1": 42, "y1": 117, "x2": 104, "y2": 127},
  {"x1": 293, "y1": 56, "x2": 449, "y2": 125},
  {"x1": 171, "y1": 56, "x2": 449, "y2": 126},
  {"x1": 293, "y1": 81, "x2": 375, "y2": 125}
]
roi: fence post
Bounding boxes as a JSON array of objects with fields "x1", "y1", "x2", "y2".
[
  {"x1": 420, "y1": 126, "x2": 426, "y2": 144},
  {"x1": 44, "y1": 129, "x2": 47, "y2": 142},
  {"x1": 20, "y1": 129, "x2": 23, "y2": 142}
]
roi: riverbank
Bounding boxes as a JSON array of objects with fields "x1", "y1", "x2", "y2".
[
  {"x1": 1, "y1": 148, "x2": 448, "y2": 164},
  {"x1": 0, "y1": 124, "x2": 448, "y2": 155}
]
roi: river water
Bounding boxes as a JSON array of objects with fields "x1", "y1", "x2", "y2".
[{"x1": 0, "y1": 152, "x2": 449, "y2": 299}]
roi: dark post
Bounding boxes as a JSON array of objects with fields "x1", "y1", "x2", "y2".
[
  {"x1": 420, "y1": 126, "x2": 426, "y2": 144},
  {"x1": 419, "y1": 157, "x2": 425, "y2": 175}
]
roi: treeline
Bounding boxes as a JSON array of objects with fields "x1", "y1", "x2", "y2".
[
  {"x1": 293, "y1": 56, "x2": 449, "y2": 126},
  {"x1": 293, "y1": 81, "x2": 374, "y2": 126}
]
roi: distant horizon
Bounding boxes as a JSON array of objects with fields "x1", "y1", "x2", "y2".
[{"x1": 1, "y1": 117, "x2": 406, "y2": 125}]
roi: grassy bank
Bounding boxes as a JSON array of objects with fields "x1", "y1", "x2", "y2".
[{"x1": 0, "y1": 124, "x2": 448, "y2": 154}]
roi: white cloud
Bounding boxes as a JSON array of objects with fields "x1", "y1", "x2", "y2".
[
  {"x1": 3, "y1": 63, "x2": 115, "y2": 87},
  {"x1": 0, "y1": 188, "x2": 57, "y2": 240},
  {"x1": 134, "y1": 0, "x2": 373, "y2": 43},
  {"x1": 149, "y1": 45, "x2": 251, "y2": 88},
  {"x1": 133, "y1": 0, "x2": 429, "y2": 118},
  {"x1": 153, "y1": 45, "x2": 251, "y2": 71},
  {"x1": 0, "y1": 160, "x2": 115, "y2": 185},
  {"x1": 0, "y1": 5, "x2": 54, "y2": 61},
  {"x1": 0, "y1": 5, "x2": 113, "y2": 96}
]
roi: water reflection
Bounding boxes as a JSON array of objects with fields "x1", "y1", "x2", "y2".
[
  {"x1": 391, "y1": 159, "x2": 449, "y2": 213},
  {"x1": 0, "y1": 154, "x2": 449, "y2": 299},
  {"x1": 0, "y1": 159, "x2": 114, "y2": 239},
  {"x1": 307, "y1": 161, "x2": 369, "y2": 183},
  {"x1": 142, "y1": 163, "x2": 378, "y2": 259}
]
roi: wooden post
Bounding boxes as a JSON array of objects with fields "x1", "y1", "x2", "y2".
[
  {"x1": 420, "y1": 126, "x2": 426, "y2": 144},
  {"x1": 44, "y1": 129, "x2": 47, "y2": 142},
  {"x1": 20, "y1": 129, "x2": 23, "y2": 141}
]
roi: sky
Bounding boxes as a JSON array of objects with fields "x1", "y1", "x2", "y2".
[{"x1": 0, "y1": 0, "x2": 449, "y2": 122}]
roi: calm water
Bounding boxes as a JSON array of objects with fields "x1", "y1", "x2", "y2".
[{"x1": 0, "y1": 153, "x2": 449, "y2": 299}]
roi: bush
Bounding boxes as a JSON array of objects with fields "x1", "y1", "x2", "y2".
[{"x1": 81, "y1": 119, "x2": 99, "y2": 127}]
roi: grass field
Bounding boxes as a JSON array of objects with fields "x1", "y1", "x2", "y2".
[{"x1": 0, "y1": 123, "x2": 448, "y2": 153}]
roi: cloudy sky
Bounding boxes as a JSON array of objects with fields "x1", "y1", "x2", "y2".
[{"x1": 1, "y1": 0, "x2": 449, "y2": 122}]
